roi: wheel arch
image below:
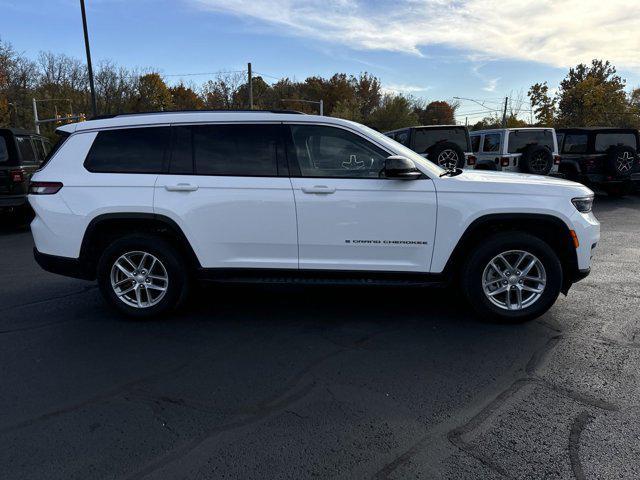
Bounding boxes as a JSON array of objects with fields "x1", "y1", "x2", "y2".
[
  {"x1": 79, "y1": 213, "x2": 201, "y2": 280},
  {"x1": 443, "y1": 213, "x2": 579, "y2": 293}
]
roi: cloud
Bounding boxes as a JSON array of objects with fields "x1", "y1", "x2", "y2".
[
  {"x1": 381, "y1": 83, "x2": 432, "y2": 95},
  {"x1": 192, "y1": 0, "x2": 640, "y2": 71}
]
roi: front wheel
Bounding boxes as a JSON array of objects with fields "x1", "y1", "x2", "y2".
[
  {"x1": 97, "y1": 235, "x2": 189, "y2": 318},
  {"x1": 461, "y1": 233, "x2": 563, "y2": 322}
]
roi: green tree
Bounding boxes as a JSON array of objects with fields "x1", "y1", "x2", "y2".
[
  {"x1": 415, "y1": 100, "x2": 457, "y2": 125},
  {"x1": 368, "y1": 94, "x2": 418, "y2": 132},
  {"x1": 528, "y1": 82, "x2": 555, "y2": 126},
  {"x1": 135, "y1": 73, "x2": 172, "y2": 111},
  {"x1": 169, "y1": 82, "x2": 204, "y2": 110},
  {"x1": 556, "y1": 60, "x2": 628, "y2": 127}
]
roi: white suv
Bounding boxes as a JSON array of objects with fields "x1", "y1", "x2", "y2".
[
  {"x1": 29, "y1": 111, "x2": 599, "y2": 322},
  {"x1": 470, "y1": 128, "x2": 561, "y2": 175}
]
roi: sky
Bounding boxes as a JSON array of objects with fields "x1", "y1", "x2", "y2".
[{"x1": 2, "y1": 0, "x2": 640, "y2": 122}]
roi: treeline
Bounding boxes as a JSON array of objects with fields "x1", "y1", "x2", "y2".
[{"x1": 0, "y1": 39, "x2": 457, "y2": 139}]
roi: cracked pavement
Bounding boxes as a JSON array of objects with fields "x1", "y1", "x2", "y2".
[{"x1": 1, "y1": 194, "x2": 639, "y2": 479}]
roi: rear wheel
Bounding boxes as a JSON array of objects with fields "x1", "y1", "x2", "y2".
[
  {"x1": 97, "y1": 235, "x2": 189, "y2": 318},
  {"x1": 461, "y1": 232, "x2": 563, "y2": 322}
]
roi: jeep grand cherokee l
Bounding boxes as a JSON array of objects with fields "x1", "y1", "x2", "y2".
[
  {"x1": 556, "y1": 127, "x2": 640, "y2": 195},
  {"x1": 29, "y1": 111, "x2": 599, "y2": 322}
]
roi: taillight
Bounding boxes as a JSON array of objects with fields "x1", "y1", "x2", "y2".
[
  {"x1": 500, "y1": 157, "x2": 510, "y2": 167},
  {"x1": 10, "y1": 169, "x2": 24, "y2": 183},
  {"x1": 467, "y1": 155, "x2": 477, "y2": 166},
  {"x1": 554, "y1": 155, "x2": 561, "y2": 165},
  {"x1": 29, "y1": 181, "x2": 63, "y2": 195}
]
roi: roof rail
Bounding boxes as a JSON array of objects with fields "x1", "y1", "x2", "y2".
[{"x1": 90, "y1": 109, "x2": 306, "y2": 120}]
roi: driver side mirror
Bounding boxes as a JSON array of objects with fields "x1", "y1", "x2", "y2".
[{"x1": 384, "y1": 156, "x2": 422, "y2": 180}]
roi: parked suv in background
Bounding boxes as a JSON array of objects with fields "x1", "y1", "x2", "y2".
[
  {"x1": 30, "y1": 111, "x2": 598, "y2": 322},
  {"x1": 556, "y1": 127, "x2": 640, "y2": 195},
  {"x1": 0, "y1": 128, "x2": 51, "y2": 213},
  {"x1": 384, "y1": 125, "x2": 476, "y2": 170},
  {"x1": 470, "y1": 128, "x2": 561, "y2": 176}
]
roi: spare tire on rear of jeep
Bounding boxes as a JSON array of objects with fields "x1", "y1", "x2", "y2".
[
  {"x1": 427, "y1": 142, "x2": 466, "y2": 170},
  {"x1": 606, "y1": 145, "x2": 637, "y2": 176},
  {"x1": 520, "y1": 145, "x2": 553, "y2": 175}
]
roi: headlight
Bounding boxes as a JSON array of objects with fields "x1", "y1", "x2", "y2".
[{"x1": 572, "y1": 195, "x2": 594, "y2": 213}]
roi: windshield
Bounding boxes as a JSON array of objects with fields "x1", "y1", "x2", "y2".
[{"x1": 357, "y1": 123, "x2": 445, "y2": 176}]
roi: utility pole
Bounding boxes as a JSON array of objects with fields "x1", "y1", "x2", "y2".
[
  {"x1": 32, "y1": 98, "x2": 40, "y2": 134},
  {"x1": 80, "y1": 0, "x2": 97, "y2": 117},
  {"x1": 319, "y1": 99, "x2": 324, "y2": 116},
  {"x1": 501, "y1": 96, "x2": 508, "y2": 127},
  {"x1": 247, "y1": 62, "x2": 253, "y2": 109}
]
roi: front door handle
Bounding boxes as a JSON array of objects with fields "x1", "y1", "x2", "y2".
[
  {"x1": 165, "y1": 183, "x2": 199, "y2": 192},
  {"x1": 301, "y1": 185, "x2": 336, "y2": 194}
]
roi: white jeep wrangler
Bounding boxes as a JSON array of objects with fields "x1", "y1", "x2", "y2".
[{"x1": 29, "y1": 111, "x2": 599, "y2": 322}]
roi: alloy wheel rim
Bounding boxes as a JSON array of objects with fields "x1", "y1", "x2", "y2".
[
  {"x1": 616, "y1": 152, "x2": 634, "y2": 173},
  {"x1": 482, "y1": 250, "x2": 546, "y2": 311},
  {"x1": 437, "y1": 149, "x2": 459, "y2": 169},
  {"x1": 529, "y1": 153, "x2": 550, "y2": 174},
  {"x1": 110, "y1": 251, "x2": 169, "y2": 308}
]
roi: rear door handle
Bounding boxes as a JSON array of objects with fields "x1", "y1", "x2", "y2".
[
  {"x1": 301, "y1": 186, "x2": 336, "y2": 194},
  {"x1": 165, "y1": 183, "x2": 199, "y2": 192}
]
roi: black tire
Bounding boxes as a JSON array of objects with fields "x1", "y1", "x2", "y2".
[
  {"x1": 520, "y1": 145, "x2": 553, "y2": 175},
  {"x1": 461, "y1": 232, "x2": 563, "y2": 323},
  {"x1": 427, "y1": 142, "x2": 466, "y2": 169},
  {"x1": 97, "y1": 235, "x2": 189, "y2": 318},
  {"x1": 605, "y1": 145, "x2": 637, "y2": 176}
]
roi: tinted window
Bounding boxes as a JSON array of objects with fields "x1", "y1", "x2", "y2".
[
  {"x1": 507, "y1": 130, "x2": 554, "y2": 153},
  {"x1": 413, "y1": 128, "x2": 468, "y2": 153},
  {"x1": 0, "y1": 137, "x2": 8, "y2": 163},
  {"x1": 470, "y1": 135, "x2": 480, "y2": 153},
  {"x1": 594, "y1": 132, "x2": 638, "y2": 152},
  {"x1": 289, "y1": 125, "x2": 388, "y2": 178},
  {"x1": 562, "y1": 134, "x2": 588, "y2": 154},
  {"x1": 85, "y1": 127, "x2": 169, "y2": 173},
  {"x1": 482, "y1": 134, "x2": 501, "y2": 152},
  {"x1": 187, "y1": 124, "x2": 279, "y2": 176},
  {"x1": 395, "y1": 130, "x2": 410, "y2": 147},
  {"x1": 16, "y1": 136, "x2": 37, "y2": 164},
  {"x1": 33, "y1": 137, "x2": 47, "y2": 161}
]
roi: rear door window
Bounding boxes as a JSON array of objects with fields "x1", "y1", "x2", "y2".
[
  {"x1": 0, "y1": 137, "x2": 8, "y2": 163},
  {"x1": 395, "y1": 130, "x2": 410, "y2": 147},
  {"x1": 413, "y1": 128, "x2": 468, "y2": 153},
  {"x1": 507, "y1": 130, "x2": 554, "y2": 153},
  {"x1": 171, "y1": 124, "x2": 280, "y2": 177},
  {"x1": 33, "y1": 137, "x2": 47, "y2": 162},
  {"x1": 562, "y1": 134, "x2": 588, "y2": 154},
  {"x1": 85, "y1": 127, "x2": 170, "y2": 173},
  {"x1": 482, "y1": 134, "x2": 501, "y2": 152},
  {"x1": 470, "y1": 135, "x2": 480, "y2": 152},
  {"x1": 16, "y1": 136, "x2": 38, "y2": 164},
  {"x1": 594, "y1": 132, "x2": 638, "y2": 152}
]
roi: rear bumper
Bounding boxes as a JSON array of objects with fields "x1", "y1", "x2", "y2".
[
  {"x1": 0, "y1": 195, "x2": 28, "y2": 208},
  {"x1": 33, "y1": 248, "x2": 93, "y2": 280}
]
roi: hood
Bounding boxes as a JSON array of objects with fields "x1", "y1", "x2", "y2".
[{"x1": 437, "y1": 170, "x2": 593, "y2": 197}]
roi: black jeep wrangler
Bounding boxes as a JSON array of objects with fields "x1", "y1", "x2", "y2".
[
  {"x1": 556, "y1": 127, "x2": 640, "y2": 195},
  {"x1": 384, "y1": 125, "x2": 476, "y2": 170},
  {"x1": 0, "y1": 128, "x2": 52, "y2": 214}
]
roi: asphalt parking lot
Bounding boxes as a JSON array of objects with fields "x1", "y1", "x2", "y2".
[{"x1": 1, "y1": 195, "x2": 639, "y2": 480}]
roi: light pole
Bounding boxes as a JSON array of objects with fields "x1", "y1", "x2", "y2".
[{"x1": 80, "y1": 0, "x2": 98, "y2": 117}]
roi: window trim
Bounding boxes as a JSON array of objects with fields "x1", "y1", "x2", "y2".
[{"x1": 283, "y1": 122, "x2": 401, "y2": 180}]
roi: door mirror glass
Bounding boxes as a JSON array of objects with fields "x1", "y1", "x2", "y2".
[{"x1": 384, "y1": 156, "x2": 421, "y2": 179}]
